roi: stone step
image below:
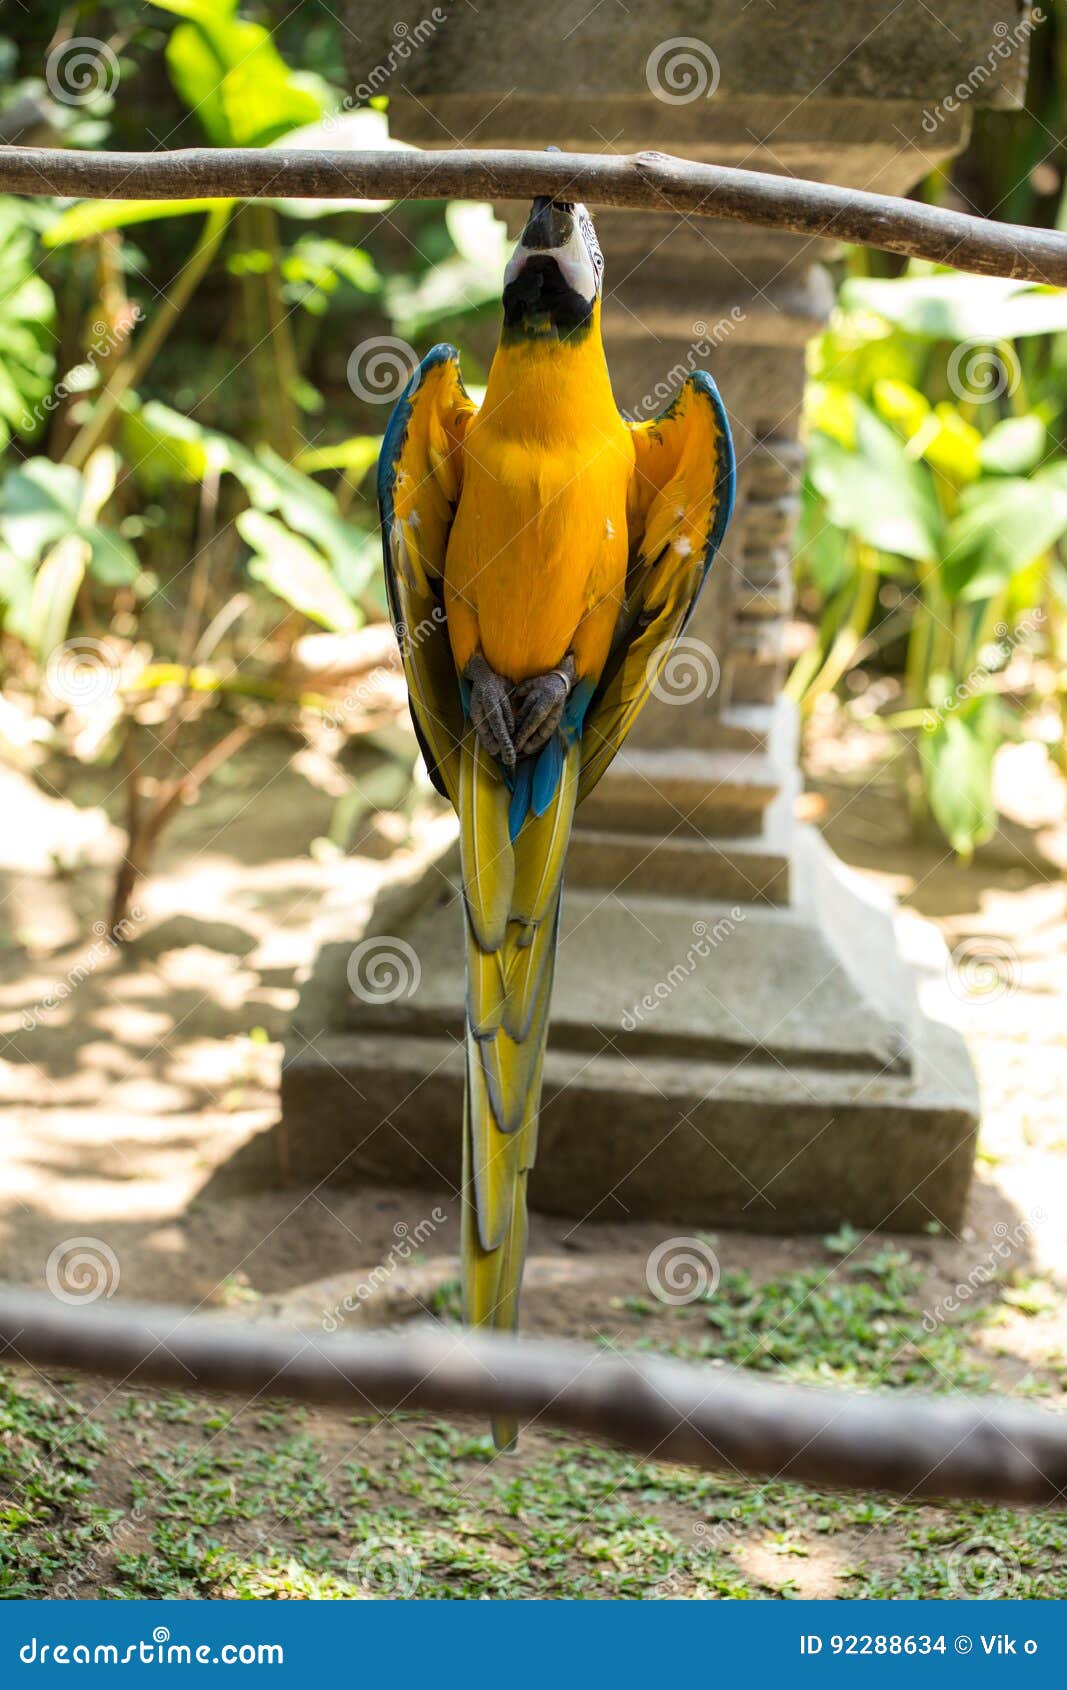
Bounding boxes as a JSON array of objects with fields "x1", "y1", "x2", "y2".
[
  {"x1": 748, "y1": 440, "x2": 805, "y2": 499},
  {"x1": 726, "y1": 650, "x2": 789, "y2": 706},
  {"x1": 578, "y1": 745, "x2": 784, "y2": 837},
  {"x1": 742, "y1": 497, "x2": 802, "y2": 548},
  {"x1": 280, "y1": 1007, "x2": 977, "y2": 1232},
  {"x1": 326, "y1": 860, "x2": 912, "y2": 1079},
  {"x1": 567, "y1": 825, "x2": 791, "y2": 904},
  {"x1": 732, "y1": 559, "x2": 795, "y2": 619},
  {"x1": 706, "y1": 701, "x2": 791, "y2": 755}
]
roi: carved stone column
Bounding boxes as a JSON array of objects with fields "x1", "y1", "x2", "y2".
[{"x1": 281, "y1": 1, "x2": 1033, "y2": 1230}]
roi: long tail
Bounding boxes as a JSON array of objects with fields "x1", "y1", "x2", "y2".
[{"x1": 458, "y1": 729, "x2": 578, "y2": 1450}]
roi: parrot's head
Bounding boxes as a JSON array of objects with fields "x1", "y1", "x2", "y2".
[{"x1": 502, "y1": 197, "x2": 604, "y2": 340}]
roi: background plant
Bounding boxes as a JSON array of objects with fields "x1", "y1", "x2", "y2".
[
  {"x1": 792, "y1": 267, "x2": 1067, "y2": 858},
  {"x1": 0, "y1": 2, "x2": 509, "y2": 923}
]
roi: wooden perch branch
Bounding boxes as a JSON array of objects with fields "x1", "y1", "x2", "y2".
[
  {"x1": 2, "y1": 144, "x2": 1067, "y2": 285},
  {"x1": 1, "y1": 1289, "x2": 1065, "y2": 1504}
]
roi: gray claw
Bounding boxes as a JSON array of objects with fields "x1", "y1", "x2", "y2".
[
  {"x1": 465, "y1": 654, "x2": 516, "y2": 768},
  {"x1": 512, "y1": 655, "x2": 576, "y2": 756}
]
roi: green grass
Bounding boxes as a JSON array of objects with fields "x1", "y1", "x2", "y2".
[{"x1": 1, "y1": 1238, "x2": 1062, "y2": 1600}]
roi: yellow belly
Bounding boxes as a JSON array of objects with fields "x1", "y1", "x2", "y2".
[{"x1": 444, "y1": 427, "x2": 633, "y2": 684}]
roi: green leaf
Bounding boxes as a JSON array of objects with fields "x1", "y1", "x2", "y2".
[
  {"x1": 27, "y1": 535, "x2": 87, "y2": 661},
  {"x1": 919, "y1": 700, "x2": 999, "y2": 858},
  {"x1": 841, "y1": 273, "x2": 1067, "y2": 341},
  {"x1": 796, "y1": 480, "x2": 851, "y2": 596},
  {"x1": 979, "y1": 414, "x2": 1047, "y2": 476},
  {"x1": 0, "y1": 545, "x2": 38, "y2": 641},
  {"x1": 237, "y1": 510, "x2": 359, "y2": 632},
  {"x1": 43, "y1": 197, "x2": 230, "y2": 248},
  {"x1": 150, "y1": 0, "x2": 240, "y2": 20},
  {"x1": 230, "y1": 446, "x2": 378, "y2": 604},
  {"x1": 0, "y1": 200, "x2": 56, "y2": 446},
  {"x1": 942, "y1": 462, "x2": 1067, "y2": 600},
  {"x1": 806, "y1": 397, "x2": 941, "y2": 563},
  {"x1": 163, "y1": 8, "x2": 330, "y2": 149},
  {"x1": 0, "y1": 457, "x2": 138, "y2": 586},
  {"x1": 872, "y1": 378, "x2": 929, "y2": 441},
  {"x1": 921, "y1": 404, "x2": 983, "y2": 486},
  {"x1": 122, "y1": 401, "x2": 380, "y2": 601},
  {"x1": 120, "y1": 398, "x2": 240, "y2": 487},
  {"x1": 295, "y1": 436, "x2": 381, "y2": 483},
  {"x1": 279, "y1": 234, "x2": 380, "y2": 322},
  {"x1": 1, "y1": 460, "x2": 83, "y2": 558}
]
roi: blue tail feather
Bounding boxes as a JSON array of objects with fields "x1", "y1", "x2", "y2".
[
  {"x1": 531, "y1": 734, "x2": 564, "y2": 817},
  {"x1": 509, "y1": 734, "x2": 569, "y2": 838},
  {"x1": 508, "y1": 758, "x2": 534, "y2": 840}
]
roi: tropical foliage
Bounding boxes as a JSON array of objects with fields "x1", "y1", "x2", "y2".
[
  {"x1": 792, "y1": 269, "x2": 1067, "y2": 856},
  {"x1": 0, "y1": 3, "x2": 507, "y2": 920}
]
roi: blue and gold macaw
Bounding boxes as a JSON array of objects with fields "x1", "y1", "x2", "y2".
[{"x1": 379, "y1": 194, "x2": 735, "y2": 1447}]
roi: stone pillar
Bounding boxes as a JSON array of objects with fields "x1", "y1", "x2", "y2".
[{"x1": 281, "y1": 1, "x2": 1033, "y2": 1230}]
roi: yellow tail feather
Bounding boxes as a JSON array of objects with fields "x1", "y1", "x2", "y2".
[{"x1": 457, "y1": 731, "x2": 578, "y2": 1451}]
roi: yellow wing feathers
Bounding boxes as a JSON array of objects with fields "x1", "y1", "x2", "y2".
[{"x1": 578, "y1": 375, "x2": 736, "y2": 801}]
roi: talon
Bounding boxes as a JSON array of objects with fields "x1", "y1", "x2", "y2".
[
  {"x1": 465, "y1": 654, "x2": 516, "y2": 767},
  {"x1": 512, "y1": 655, "x2": 576, "y2": 756}
]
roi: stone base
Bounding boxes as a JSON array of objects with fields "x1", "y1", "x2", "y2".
[{"x1": 280, "y1": 828, "x2": 980, "y2": 1234}]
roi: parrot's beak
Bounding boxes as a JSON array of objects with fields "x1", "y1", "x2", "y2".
[
  {"x1": 502, "y1": 196, "x2": 602, "y2": 337},
  {"x1": 520, "y1": 196, "x2": 577, "y2": 253}
]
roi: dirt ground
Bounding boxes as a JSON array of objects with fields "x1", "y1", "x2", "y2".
[{"x1": 1, "y1": 717, "x2": 1065, "y2": 1599}]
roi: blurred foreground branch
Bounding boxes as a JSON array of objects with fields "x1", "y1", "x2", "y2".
[
  {"x1": 2, "y1": 145, "x2": 1067, "y2": 285},
  {"x1": 1, "y1": 1289, "x2": 1065, "y2": 1504}
]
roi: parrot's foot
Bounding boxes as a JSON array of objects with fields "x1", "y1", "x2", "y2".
[
  {"x1": 465, "y1": 654, "x2": 516, "y2": 768},
  {"x1": 512, "y1": 655, "x2": 576, "y2": 756}
]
